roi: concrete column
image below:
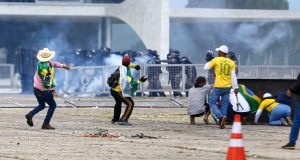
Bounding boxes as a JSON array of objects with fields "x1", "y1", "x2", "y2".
[
  {"x1": 107, "y1": 0, "x2": 170, "y2": 59},
  {"x1": 101, "y1": 17, "x2": 112, "y2": 48},
  {"x1": 97, "y1": 19, "x2": 102, "y2": 49}
]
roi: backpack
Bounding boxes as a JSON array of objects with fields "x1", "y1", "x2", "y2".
[{"x1": 107, "y1": 67, "x2": 120, "y2": 88}]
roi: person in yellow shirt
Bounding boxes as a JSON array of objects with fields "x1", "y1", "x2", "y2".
[
  {"x1": 255, "y1": 93, "x2": 292, "y2": 126},
  {"x1": 204, "y1": 45, "x2": 238, "y2": 129}
]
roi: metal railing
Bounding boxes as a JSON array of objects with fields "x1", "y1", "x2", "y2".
[
  {"x1": 60, "y1": 65, "x2": 114, "y2": 95},
  {"x1": 58, "y1": 64, "x2": 300, "y2": 96},
  {"x1": 239, "y1": 65, "x2": 300, "y2": 79},
  {"x1": 0, "y1": 64, "x2": 298, "y2": 94}
]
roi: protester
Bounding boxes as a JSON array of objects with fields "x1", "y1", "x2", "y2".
[
  {"x1": 110, "y1": 55, "x2": 147, "y2": 126},
  {"x1": 227, "y1": 84, "x2": 261, "y2": 124},
  {"x1": 187, "y1": 76, "x2": 211, "y2": 125},
  {"x1": 204, "y1": 45, "x2": 238, "y2": 129},
  {"x1": 25, "y1": 48, "x2": 70, "y2": 130},
  {"x1": 282, "y1": 73, "x2": 300, "y2": 149},
  {"x1": 254, "y1": 92, "x2": 292, "y2": 126}
]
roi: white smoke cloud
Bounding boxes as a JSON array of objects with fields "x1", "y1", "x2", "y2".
[
  {"x1": 233, "y1": 22, "x2": 292, "y2": 55},
  {"x1": 104, "y1": 54, "x2": 122, "y2": 66},
  {"x1": 171, "y1": 20, "x2": 293, "y2": 65}
]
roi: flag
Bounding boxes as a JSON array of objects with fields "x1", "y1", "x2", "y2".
[{"x1": 238, "y1": 84, "x2": 261, "y2": 112}]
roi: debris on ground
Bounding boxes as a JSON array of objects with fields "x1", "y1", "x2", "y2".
[
  {"x1": 131, "y1": 133, "x2": 158, "y2": 139},
  {"x1": 80, "y1": 129, "x2": 120, "y2": 138}
]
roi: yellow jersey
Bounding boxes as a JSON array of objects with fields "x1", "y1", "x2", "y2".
[
  {"x1": 258, "y1": 99, "x2": 279, "y2": 112},
  {"x1": 209, "y1": 57, "x2": 235, "y2": 88}
]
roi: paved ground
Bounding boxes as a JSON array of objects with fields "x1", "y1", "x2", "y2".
[{"x1": 0, "y1": 107, "x2": 299, "y2": 160}]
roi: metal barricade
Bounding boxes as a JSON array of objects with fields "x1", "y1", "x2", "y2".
[
  {"x1": 60, "y1": 64, "x2": 300, "y2": 96},
  {"x1": 61, "y1": 66, "x2": 119, "y2": 96},
  {"x1": 142, "y1": 64, "x2": 205, "y2": 93},
  {"x1": 0, "y1": 64, "x2": 14, "y2": 88}
]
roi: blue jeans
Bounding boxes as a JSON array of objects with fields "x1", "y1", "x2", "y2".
[
  {"x1": 209, "y1": 87, "x2": 231, "y2": 119},
  {"x1": 269, "y1": 104, "x2": 291, "y2": 126},
  {"x1": 30, "y1": 88, "x2": 57, "y2": 125},
  {"x1": 289, "y1": 100, "x2": 300, "y2": 145}
]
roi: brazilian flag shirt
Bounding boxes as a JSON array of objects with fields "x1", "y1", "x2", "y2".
[
  {"x1": 38, "y1": 62, "x2": 55, "y2": 88},
  {"x1": 118, "y1": 64, "x2": 141, "y2": 97},
  {"x1": 33, "y1": 61, "x2": 64, "y2": 91}
]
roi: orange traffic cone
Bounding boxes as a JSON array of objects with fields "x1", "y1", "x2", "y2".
[{"x1": 226, "y1": 114, "x2": 246, "y2": 160}]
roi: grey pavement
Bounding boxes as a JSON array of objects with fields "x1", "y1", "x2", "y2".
[{"x1": 0, "y1": 107, "x2": 299, "y2": 160}]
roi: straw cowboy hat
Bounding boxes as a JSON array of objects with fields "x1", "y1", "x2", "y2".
[{"x1": 36, "y1": 48, "x2": 56, "y2": 62}]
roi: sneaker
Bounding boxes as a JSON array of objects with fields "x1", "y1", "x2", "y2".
[
  {"x1": 25, "y1": 112, "x2": 33, "y2": 127},
  {"x1": 219, "y1": 116, "x2": 227, "y2": 129},
  {"x1": 281, "y1": 143, "x2": 295, "y2": 150},
  {"x1": 118, "y1": 120, "x2": 132, "y2": 126},
  {"x1": 111, "y1": 120, "x2": 119, "y2": 124},
  {"x1": 280, "y1": 118, "x2": 288, "y2": 126},
  {"x1": 41, "y1": 124, "x2": 55, "y2": 130}
]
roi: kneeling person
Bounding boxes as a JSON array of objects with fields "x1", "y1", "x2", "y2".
[
  {"x1": 187, "y1": 76, "x2": 211, "y2": 125},
  {"x1": 255, "y1": 92, "x2": 292, "y2": 126}
]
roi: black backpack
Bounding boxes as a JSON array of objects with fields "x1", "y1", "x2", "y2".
[{"x1": 107, "y1": 67, "x2": 120, "y2": 88}]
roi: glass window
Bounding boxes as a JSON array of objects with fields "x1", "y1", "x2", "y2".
[{"x1": 170, "y1": 0, "x2": 300, "y2": 11}]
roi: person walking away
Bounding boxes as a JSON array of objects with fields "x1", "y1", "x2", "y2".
[
  {"x1": 204, "y1": 45, "x2": 238, "y2": 129},
  {"x1": 25, "y1": 48, "x2": 70, "y2": 130},
  {"x1": 110, "y1": 55, "x2": 147, "y2": 126},
  {"x1": 187, "y1": 76, "x2": 211, "y2": 125},
  {"x1": 282, "y1": 73, "x2": 300, "y2": 149}
]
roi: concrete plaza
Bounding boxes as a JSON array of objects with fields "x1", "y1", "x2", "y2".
[{"x1": 0, "y1": 105, "x2": 299, "y2": 160}]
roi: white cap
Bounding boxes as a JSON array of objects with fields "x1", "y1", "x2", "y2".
[
  {"x1": 263, "y1": 93, "x2": 272, "y2": 98},
  {"x1": 216, "y1": 45, "x2": 229, "y2": 54}
]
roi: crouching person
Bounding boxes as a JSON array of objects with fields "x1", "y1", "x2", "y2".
[
  {"x1": 110, "y1": 55, "x2": 147, "y2": 126},
  {"x1": 255, "y1": 92, "x2": 292, "y2": 126},
  {"x1": 187, "y1": 76, "x2": 211, "y2": 125},
  {"x1": 25, "y1": 48, "x2": 70, "y2": 130}
]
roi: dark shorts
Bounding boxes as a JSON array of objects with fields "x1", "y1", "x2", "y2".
[
  {"x1": 190, "y1": 103, "x2": 210, "y2": 117},
  {"x1": 190, "y1": 112, "x2": 205, "y2": 117}
]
